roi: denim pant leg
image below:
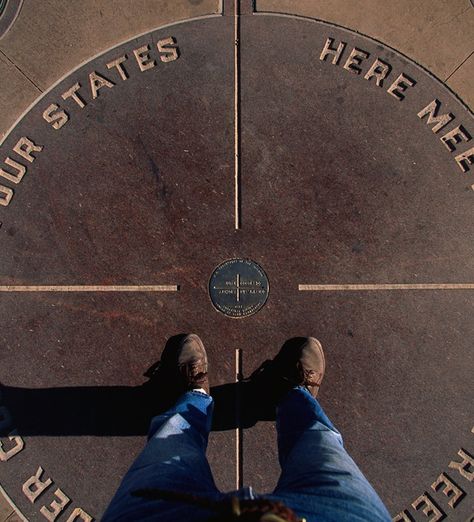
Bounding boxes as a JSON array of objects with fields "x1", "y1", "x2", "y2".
[
  {"x1": 268, "y1": 386, "x2": 391, "y2": 522},
  {"x1": 102, "y1": 391, "x2": 220, "y2": 522}
]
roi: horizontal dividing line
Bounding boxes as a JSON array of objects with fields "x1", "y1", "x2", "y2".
[
  {"x1": 299, "y1": 283, "x2": 474, "y2": 291},
  {"x1": 0, "y1": 285, "x2": 179, "y2": 292}
]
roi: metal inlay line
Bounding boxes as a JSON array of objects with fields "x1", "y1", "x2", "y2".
[
  {"x1": 0, "y1": 285, "x2": 179, "y2": 292},
  {"x1": 235, "y1": 347, "x2": 243, "y2": 489},
  {"x1": 234, "y1": 0, "x2": 241, "y2": 230},
  {"x1": 299, "y1": 283, "x2": 474, "y2": 291}
]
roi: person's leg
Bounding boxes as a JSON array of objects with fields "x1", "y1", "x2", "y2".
[
  {"x1": 270, "y1": 386, "x2": 391, "y2": 522},
  {"x1": 102, "y1": 390, "x2": 219, "y2": 522}
]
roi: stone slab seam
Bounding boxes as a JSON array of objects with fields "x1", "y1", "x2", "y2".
[
  {"x1": 445, "y1": 49, "x2": 474, "y2": 81},
  {"x1": 0, "y1": 48, "x2": 42, "y2": 93}
]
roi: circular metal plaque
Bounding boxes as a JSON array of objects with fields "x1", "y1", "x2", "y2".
[{"x1": 209, "y1": 259, "x2": 269, "y2": 318}]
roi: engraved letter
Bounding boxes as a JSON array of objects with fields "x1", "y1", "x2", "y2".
[
  {"x1": 319, "y1": 37, "x2": 346, "y2": 65},
  {"x1": 454, "y1": 146, "x2": 474, "y2": 173},
  {"x1": 0, "y1": 406, "x2": 12, "y2": 431},
  {"x1": 157, "y1": 37, "x2": 179, "y2": 62},
  {"x1": 393, "y1": 512, "x2": 415, "y2": 521},
  {"x1": 431, "y1": 472, "x2": 465, "y2": 508},
  {"x1": 412, "y1": 493, "x2": 444, "y2": 521},
  {"x1": 0, "y1": 158, "x2": 26, "y2": 184},
  {"x1": 43, "y1": 104, "x2": 69, "y2": 130},
  {"x1": 449, "y1": 448, "x2": 474, "y2": 481},
  {"x1": 65, "y1": 508, "x2": 93, "y2": 522},
  {"x1": 106, "y1": 55, "x2": 129, "y2": 80},
  {"x1": 387, "y1": 73, "x2": 416, "y2": 101},
  {"x1": 13, "y1": 137, "x2": 43, "y2": 163},
  {"x1": 440, "y1": 125, "x2": 471, "y2": 152},
  {"x1": 0, "y1": 185, "x2": 13, "y2": 206},
  {"x1": 0, "y1": 433, "x2": 25, "y2": 461},
  {"x1": 133, "y1": 44, "x2": 156, "y2": 71},
  {"x1": 61, "y1": 83, "x2": 87, "y2": 109},
  {"x1": 40, "y1": 489, "x2": 71, "y2": 522},
  {"x1": 343, "y1": 47, "x2": 370, "y2": 74},
  {"x1": 417, "y1": 99, "x2": 454, "y2": 133},
  {"x1": 89, "y1": 71, "x2": 115, "y2": 99},
  {"x1": 364, "y1": 58, "x2": 392, "y2": 87},
  {"x1": 22, "y1": 466, "x2": 53, "y2": 503}
]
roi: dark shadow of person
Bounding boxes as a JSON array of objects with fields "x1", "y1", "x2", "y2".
[{"x1": 0, "y1": 336, "x2": 306, "y2": 437}]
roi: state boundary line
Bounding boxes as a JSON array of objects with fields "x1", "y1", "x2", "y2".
[
  {"x1": 0, "y1": 285, "x2": 179, "y2": 292},
  {"x1": 233, "y1": 0, "x2": 241, "y2": 230},
  {"x1": 299, "y1": 283, "x2": 474, "y2": 291},
  {"x1": 235, "y1": 347, "x2": 243, "y2": 489}
]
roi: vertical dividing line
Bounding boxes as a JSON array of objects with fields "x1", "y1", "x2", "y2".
[
  {"x1": 234, "y1": 0, "x2": 241, "y2": 230},
  {"x1": 235, "y1": 348, "x2": 244, "y2": 489}
]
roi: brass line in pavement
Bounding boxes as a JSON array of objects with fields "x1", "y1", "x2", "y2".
[
  {"x1": 234, "y1": 0, "x2": 241, "y2": 230},
  {"x1": 0, "y1": 285, "x2": 179, "y2": 292},
  {"x1": 299, "y1": 284, "x2": 474, "y2": 291},
  {"x1": 235, "y1": 348, "x2": 243, "y2": 489}
]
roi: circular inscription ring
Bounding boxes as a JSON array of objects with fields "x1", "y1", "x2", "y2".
[{"x1": 209, "y1": 259, "x2": 269, "y2": 318}]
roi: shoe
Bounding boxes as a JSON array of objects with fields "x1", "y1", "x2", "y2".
[
  {"x1": 246, "y1": 337, "x2": 326, "y2": 414},
  {"x1": 157, "y1": 333, "x2": 210, "y2": 395},
  {"x1": 272, "y1": 336, "x2": 325, "y2": 399},
  {"x1": 177, "y1": 333, "x2": 209, "y2": 394}
]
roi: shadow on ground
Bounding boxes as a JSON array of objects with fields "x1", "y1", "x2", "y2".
[
  {"x1": 0, "y1": 380, "x2": 265, "y2": 436},
  {"x1": 0, "y1": 336, "x2": 308, "y2": 436}
]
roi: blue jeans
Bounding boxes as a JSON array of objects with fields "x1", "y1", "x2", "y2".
[{"x1": 102, "y1": 387, "x2": 391, "y2": 521}]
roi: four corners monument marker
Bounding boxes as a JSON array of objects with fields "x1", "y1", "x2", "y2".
[{"x1": 0, "y1": 2, "x2": 474, "y2": 521}]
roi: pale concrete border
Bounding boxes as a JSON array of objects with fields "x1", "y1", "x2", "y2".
[
  {"x1": 1, "y1": 1, "x2": 472, "y2": 138},
  {"x1": 253, "y1": 10, "x2": 473, "y2": 117},
  {"x1": 2, "y1": 8, "x2": 473, "y2": 150},
  {"x1": 0, "y1": 13, "x2": 222, "y2": 147},
  {"x1": 257, "y1": 0, "x2": 474, "y2": 108},
  {"x1": 0, "y1": 0, "x2": 222, "y2": 138},
  {"x1": 0, "y1": 484, "x2": 28, "y2": 522},
  {"x1": 0, "y1": 0, "x2": 23, "y2": 40}
]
